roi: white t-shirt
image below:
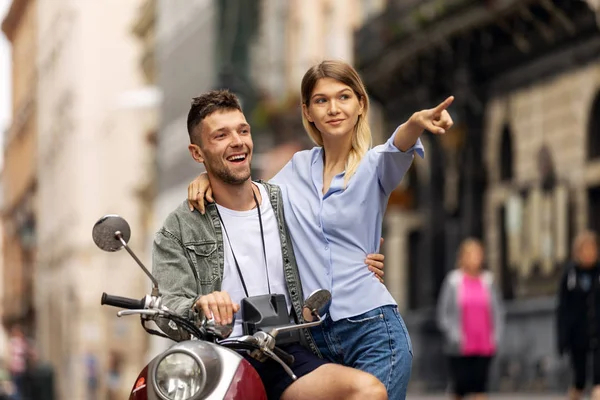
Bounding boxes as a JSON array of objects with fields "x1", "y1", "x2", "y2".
[{"x1": 218, "y1": 183, "x2": 292, "y2": 337}]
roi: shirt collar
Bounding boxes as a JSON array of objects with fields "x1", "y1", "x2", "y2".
[{"x1": 311, "y1": 147, "x2": 323, "y2": 165}]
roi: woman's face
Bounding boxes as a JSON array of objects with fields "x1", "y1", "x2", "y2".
[
  {"x1": 303, "y1": 77, "x2": 364, "y2": 141},
  {"x1": 578, "y1": 240, "x2": 598, "y2": 267},
  {"x1": 461, "y1": 243, "x2": 484, "y2": 274}
]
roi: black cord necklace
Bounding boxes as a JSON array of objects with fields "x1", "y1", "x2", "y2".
[{"x1": 216, "y1": 184, "x2": 271, "y2": 297}]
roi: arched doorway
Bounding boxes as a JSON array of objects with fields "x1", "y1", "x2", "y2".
[
  {"x1": 500, "y1": 124, "x2": 513, "y2": 182},
  {"x1": 588, "y1": 92, "x2": 600, "y2": 233},
  {"x1": 588, "y1": 92, "x2": 600, "y2": 160},
  {"x1": 498, "y1": 124, "x2": 515, "y2": 298}
]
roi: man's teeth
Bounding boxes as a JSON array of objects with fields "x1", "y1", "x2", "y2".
[{"x1": 228, "y1": 155, "x2": 246, "y2": 161}]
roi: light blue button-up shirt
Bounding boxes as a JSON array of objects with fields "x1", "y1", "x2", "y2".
[{"x1": 270, "y1": 129, "x2": 425, "y2": 321}]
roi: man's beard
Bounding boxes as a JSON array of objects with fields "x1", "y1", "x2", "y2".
[{"x1": 209, "y1": 160, "x2": 251, "y2": 185}]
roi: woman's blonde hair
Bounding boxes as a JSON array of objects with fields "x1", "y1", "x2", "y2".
[{"x1": 300, "y1": 60, "x2": 372, "y2": 185}]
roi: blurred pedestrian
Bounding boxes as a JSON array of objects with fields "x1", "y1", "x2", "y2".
[
  {"x1": 0, "y1": 359, "x2": 12, "y2": 400},
  {"x1": 85, "y1": 352, "x2": 98, "y2": 400},
  {"x1": 8, "y1": 325, "x2": 27, "y2": 400},
  {"x1": 21, "y1": 345, "x2": 55, "y2": 400},
  {"x1": 107, "y1": 352, "x2": 122, "y2": 400},
  {"x1": 437, "y1": 238, "x2": 505, "y2": 400},
  {"x1": 557, "y1": 230, "x2": 600, "y2": 400}
]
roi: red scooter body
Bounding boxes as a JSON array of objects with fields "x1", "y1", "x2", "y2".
[
  {"x1": 92, "y1": 215, "x2": 329, "y2": 400},
  {"x1": 222, "y1": 359, "x2": 267, "y2": 400},
  {"x1": 130, "y1": 365, "x2": 149, "y2": 399},
  {"x1": 128, "y1": 341, "x2": 267, "y2": 400}
]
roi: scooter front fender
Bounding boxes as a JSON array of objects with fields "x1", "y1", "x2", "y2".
[
  {"x1": 130, "y1": 364, "x2": 149, "y2": 400},
  {"x1": 128, "y1": 341, "x2": 267, "y2": 399}
]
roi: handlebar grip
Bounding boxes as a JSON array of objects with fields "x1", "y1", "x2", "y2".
[
  {"x1": 101, "y1": 293, "x2": 145, "y2": 310},
  {"x1": 273, "y1": 347, "x2": 295, "y2": 366}
]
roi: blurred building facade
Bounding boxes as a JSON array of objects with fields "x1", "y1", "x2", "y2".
[
  {"x1": 244, "y1": 0, "x2": 420, "y2": 320},
  {"x1": 9, "y1": 0, "x2": 600, "y2": 397},
  {"x1": 131, "y1": 0, "x2": 159, "y2": 286},
  {"x1": 356, "y1": 0, "x2": 600, "y2": 392},
  {"x1": 154, "y1": 0, "x2": 217, "y2": 225},
  {"x1": 152, "y1": 0, "x2": 387, "y2": 216},
  {"x1": 152, "y1": 0, "x2": 278, "y2": 246},
  {"x1": 250, "y1": 0, "x2": 388, "y2": 179},
  {"x1": 0, "y1": 222, "x2": 5, "y2": 356},
  {"x1": 1, "y1": 0, "x2": 158, "y2": 398},
  {"x1": 251, "y1": 0, "x2": 358, "y2": 177},
  {"x1": 148, "y1": 0, "x2": 221, "y2": 359},
  {"x1": 1, "y1": 0, "x2": 37, "y2": 341}
]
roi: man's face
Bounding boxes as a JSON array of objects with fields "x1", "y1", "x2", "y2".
[
  {"x1": 189, "y1": 109, "x2": 253, "y2": 185},
  {"x1": 578, "y1": 240, "x2": 598, "y2": 268}
]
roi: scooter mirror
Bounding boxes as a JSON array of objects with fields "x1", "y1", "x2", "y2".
[
  {"x1": 92, "y1": 215, "x2": 131, "y2": 252},
  {"x1": 302, "y1": 289, "x2": 331, "y2": 322}
]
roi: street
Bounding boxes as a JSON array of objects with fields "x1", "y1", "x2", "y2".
[{"x1": 407, "y1": 394, "x2": 565, "y2": 400}]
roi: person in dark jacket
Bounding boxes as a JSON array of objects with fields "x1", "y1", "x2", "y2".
[{"x1": 557, "y1": 230, "x2": 600, "y2": 400}]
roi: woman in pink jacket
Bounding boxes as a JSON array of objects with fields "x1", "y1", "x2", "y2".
[{"x1": 437, "y1": 238, "x2": 505, "y2": 400}]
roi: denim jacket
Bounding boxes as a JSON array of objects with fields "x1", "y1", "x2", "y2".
[{"x1": 152, "y1": 181, "x2": 320, "y2": 356}]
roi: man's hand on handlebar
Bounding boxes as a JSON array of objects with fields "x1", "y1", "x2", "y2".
[{"x1": 194, "y1": 291, "x2": 240, "y2": 325}]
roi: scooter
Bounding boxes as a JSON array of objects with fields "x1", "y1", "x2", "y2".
[{"x1": 92, "y1": 215, "x2": 331, "y2": 400}]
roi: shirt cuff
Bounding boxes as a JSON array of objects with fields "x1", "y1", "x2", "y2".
[{"x1": 385, "y1": 127, "x2": 425, "y2": 159}]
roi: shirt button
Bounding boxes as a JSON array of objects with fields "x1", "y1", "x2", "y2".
[{"x1": 325, "y1": 246, "x2": 329, "y2": 250}]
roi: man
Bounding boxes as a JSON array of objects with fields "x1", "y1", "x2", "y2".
[
  {"x1": 153, "y1": 90, "x2": 387, "y2": 400},
  {"x1": 557, "y1": 231, "x2": 600, "y2": 400}
]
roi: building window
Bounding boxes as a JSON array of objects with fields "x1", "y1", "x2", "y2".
[
  {"x1": 498, "y1": 204, "x2": 514, "y2": 300},
  {"x1": 589, "y1": 186, "x2": 600, "y2": 234},
  {"x1": 407, "y1": 230, "x2": 423, "y2": 310},
  {"x1": 388, "y1": 165, "x2": 419, "y2": 210},
  {"x1": 588, "y1": 92, "x2": 600, "y2": 160},
  {"x1": 499, "y1": 125, "x2": 513, "y2": 182}
]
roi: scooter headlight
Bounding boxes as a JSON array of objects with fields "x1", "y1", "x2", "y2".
[{"x1": 154, "y1": 351, "x2": 206, "y2": 400}]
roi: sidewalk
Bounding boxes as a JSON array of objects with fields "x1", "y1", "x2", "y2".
[{"x1": 407, "y1": 394, "x2": 565, "y2": 400}]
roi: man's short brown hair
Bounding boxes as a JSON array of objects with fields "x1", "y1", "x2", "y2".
[{"x1": 187, "y1": 90, "x2": 243, "y2": 144}]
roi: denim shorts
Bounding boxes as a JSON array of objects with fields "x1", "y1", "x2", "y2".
[
  {"x1": 242, "y1": 343, "x2": 329, "y2": 400},
  {"x1": 310, "y1": 305, "x2": 413, "y2": 399}
]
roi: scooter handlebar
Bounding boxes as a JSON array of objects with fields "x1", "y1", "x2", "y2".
[{"x1": 101, "y1": 292, "x2": 146, "y2": 310}]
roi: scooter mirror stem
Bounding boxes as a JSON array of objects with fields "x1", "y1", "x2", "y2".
[
  {"x1": 269, "y1": 316, "x2": 323, "y2": 338},
  {"x1": 116, "y1": 231, "x2": 161, "y2": 297}
]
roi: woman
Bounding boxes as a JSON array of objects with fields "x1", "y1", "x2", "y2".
[
  {"x1": 436, "y1": 238, "x2": 504, "y2": 400},
  {"x1": 188, "y1": 60, "x2": 454, "y2": 398},
  {"x1": 557, "y1": 231, "x2": 600, "y2": 400}
]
